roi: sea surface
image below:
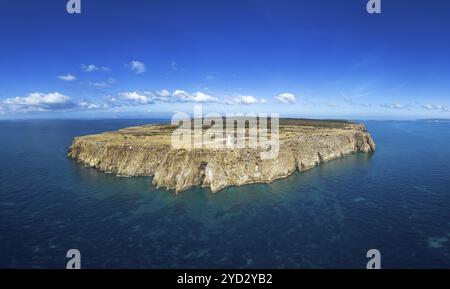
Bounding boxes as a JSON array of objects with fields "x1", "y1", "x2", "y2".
[{"x1": 0, "y1": 119, "x2": 449, "y2": 269}]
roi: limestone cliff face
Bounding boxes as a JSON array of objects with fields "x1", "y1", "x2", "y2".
[{"x1": 68, "y1": 122, "x2": 375, "y2": 193}]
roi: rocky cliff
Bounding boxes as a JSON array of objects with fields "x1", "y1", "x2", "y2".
[{"x1": 68, "y1": 119, "x2": 375, "y2": 193}]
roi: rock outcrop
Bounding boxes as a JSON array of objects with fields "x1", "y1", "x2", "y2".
[{"x1": 68, "y1": 119, "x2": 375, "y2": 193}]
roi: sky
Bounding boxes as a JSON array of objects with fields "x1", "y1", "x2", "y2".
[{"x1": 0, "y1": 0, "x2": 449, "y2": 120}]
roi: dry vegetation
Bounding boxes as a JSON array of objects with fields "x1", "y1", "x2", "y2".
[{"x1": 75, "y1": 118, "x2": 361, "y2": 146}]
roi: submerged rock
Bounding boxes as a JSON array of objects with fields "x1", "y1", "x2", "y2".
[{"x1": 68, "y1": 119, "x2": 376, "y2": 193}]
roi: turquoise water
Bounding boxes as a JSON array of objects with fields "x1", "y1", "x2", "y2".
[{"x1": 0, "y1": 120, "x2": 449, "y2": 268}]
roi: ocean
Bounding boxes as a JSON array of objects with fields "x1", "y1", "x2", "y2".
[{"x1": 0, "y1": 119, "x2": 449, "y2": 268}]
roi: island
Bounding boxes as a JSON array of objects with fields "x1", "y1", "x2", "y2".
[{"x1": 68, "y1": 119, "x2": 376, "y2": 193}]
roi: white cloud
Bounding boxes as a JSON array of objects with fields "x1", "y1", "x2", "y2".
[
  {"x1": 118, "y1": 89, "x2": 219, "y2": 104},
  {"x1": 276, "y1": 93, "x2": 296, "y2": 104},
  {"x1": 173, "y1": 90, "x2": 218, "y2": 102},
  {"x1": 81, "y1": 64, "x2": 110, "y2": 72},
  {"x1": 120, "y1": 91, "x2": 152, "y2": 104},
  {"x1": 1, "y1": 92, "x2": 76, "y2": 112},
  {"x1": 78, "y1": 101, "x2": 102, "y2": 110},
  {"x1": 0, "y1": 92, "x2": 128, "y2": 114},
  {"x1": 380, "y1": 103, "x2": 410, "y2": 110},
  {"x1": 129, "y1": 61, "x2": 146, "y2": 74},
  {"x1": 172, "y1": 90, "x2": 189, "y2": 99},
  {"x1": 223, "y1": 95, "x2": 266, "y2": 105},
  {"x1": 234, "y1": 95, "x2": 258, "y2": 105},
  {"x1": 58, "y1": 74, "x2": 76, "y2": 81},
  {"x1": 190, "y1": 92, "x2": 218, "y2": 102},
  {"x1": 81, "y1": 64, "x2": 98, "y2": 72},
  {"x1": 156, "y1": 89, "x2": 170, "y2": 97},
  {"x1": 422, "y1": 104, "x2": 450, "y2": 112}
]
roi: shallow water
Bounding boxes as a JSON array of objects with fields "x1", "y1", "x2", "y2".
[{"x1": 0, "y1": 119, "x2": 449, "y2": 268}]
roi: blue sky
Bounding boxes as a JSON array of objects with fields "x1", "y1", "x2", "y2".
[{"x1": 0, "y1": 0, "x2": 449, "y2": 119}]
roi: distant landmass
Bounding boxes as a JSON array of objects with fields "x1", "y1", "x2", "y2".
[
  {"x1": 68, "y1": 119, "x2": 376, "y2": 193},
  {"x1": 417, "y1": 119, "x2": 450, "y2": 122}
]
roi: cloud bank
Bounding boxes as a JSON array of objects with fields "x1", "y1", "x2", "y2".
[{"x1": 1, "y1": 92, "x2": 77, "y2": 112}]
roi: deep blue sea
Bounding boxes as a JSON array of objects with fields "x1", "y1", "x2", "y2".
[{"x1": 0, "y1": 119, "x2": 449, "y2": 269}]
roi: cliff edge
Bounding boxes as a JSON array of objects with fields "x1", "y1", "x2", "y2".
[{"x1": 68, "y1": 119, "x2": 375, "y2": 193}]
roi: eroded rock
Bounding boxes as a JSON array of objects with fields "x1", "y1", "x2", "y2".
[{"x1": 68, "y1": 119, "x2": 376, "y2": 193}]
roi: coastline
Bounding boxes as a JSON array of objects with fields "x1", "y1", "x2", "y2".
[{"x1": 68, "y1": 119, "x2": 376, "y2": 193}]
